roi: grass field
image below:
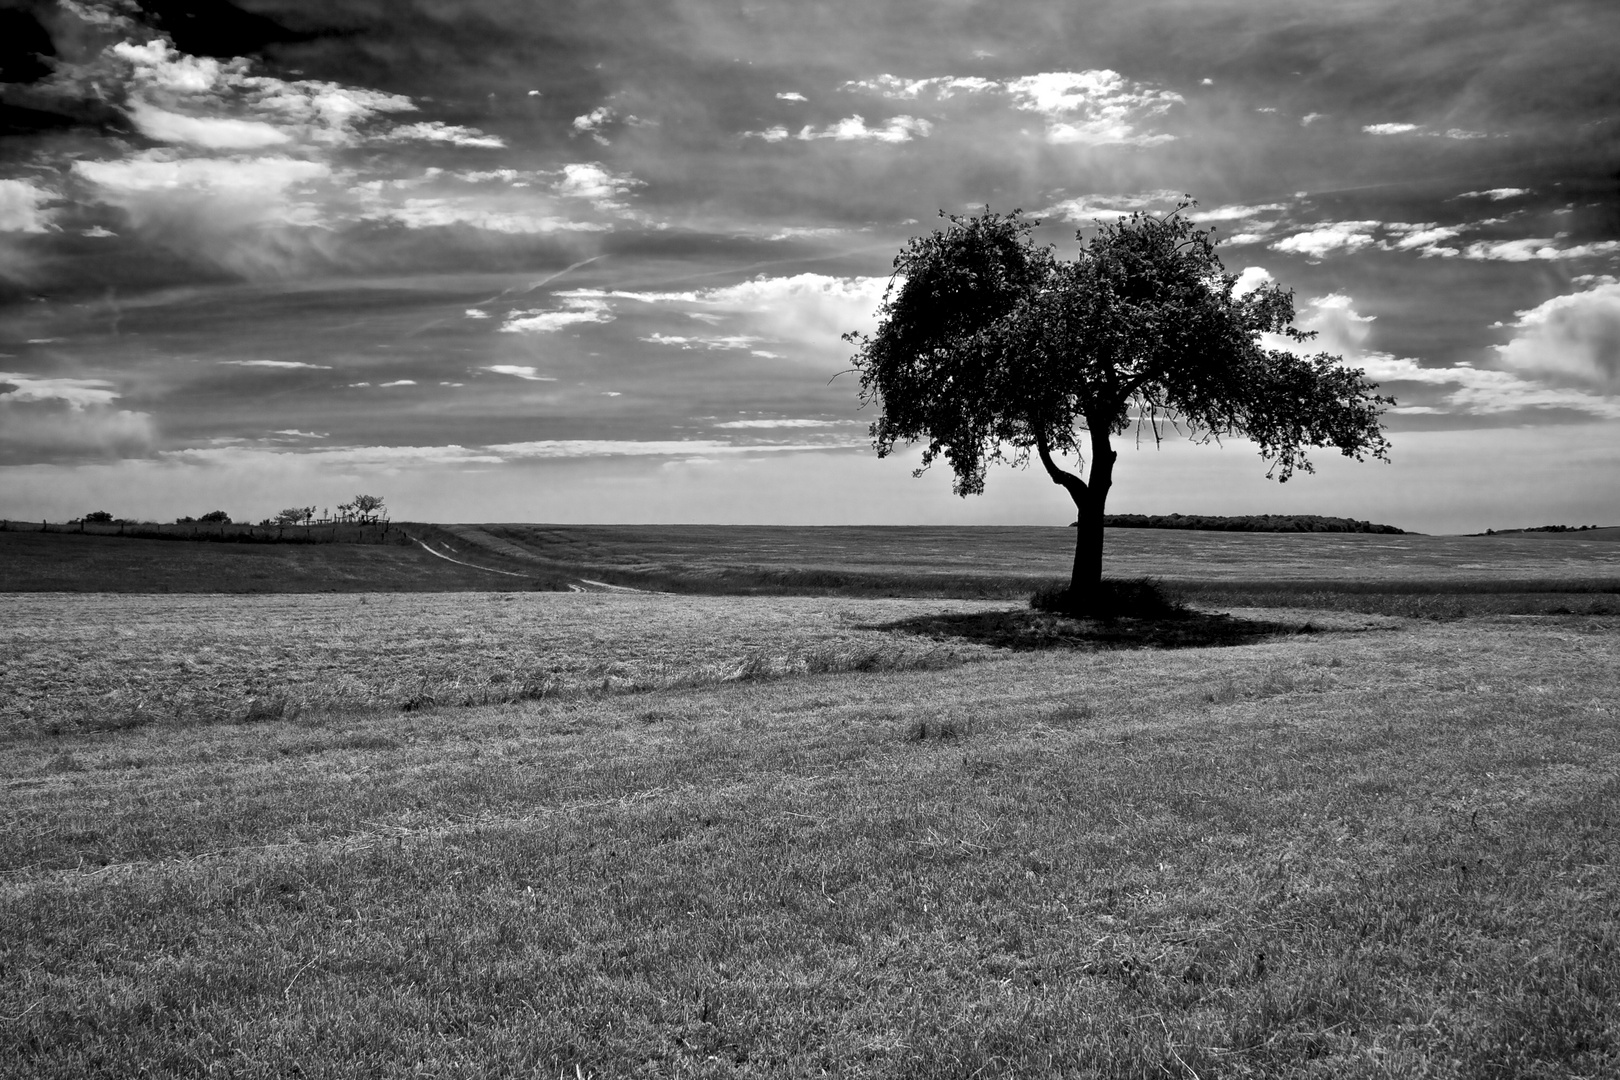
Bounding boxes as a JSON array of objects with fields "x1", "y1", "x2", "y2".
[
  {"x1": 3, "y1": 527, "x2": 1618, "y2": 1077},
  {"x1": 6, "y1": 523, "x2": 1620, "y2": 607},
  {"x1": 3, "y1": 587, "x2": 1618, "y2": 1077}
]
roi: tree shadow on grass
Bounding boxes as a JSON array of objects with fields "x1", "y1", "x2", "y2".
[{"x1": 868, "y1": 608, "x2": 1299, "y2": 651}]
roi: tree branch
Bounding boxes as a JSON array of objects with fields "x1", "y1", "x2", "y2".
[{"x1": 1035, "y1": 430, "x2": 1087, "y2": 504}]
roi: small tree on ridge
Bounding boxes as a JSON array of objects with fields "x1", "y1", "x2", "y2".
[{"x1": 845, "y1": 204, "x2": 1393, "y2": 614}]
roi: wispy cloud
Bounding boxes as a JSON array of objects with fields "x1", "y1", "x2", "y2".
[
  {"x1": 220, "y1": 360, "x2": 332, "y2": 370},
  {"x1": 484, "y1": 365, "x2": 557, "y2": 381}
]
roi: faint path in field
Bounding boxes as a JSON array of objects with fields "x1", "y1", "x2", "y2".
[
  {"x1": 406, "y1": 535, "x2": 529, "y2": 578},
  {"x1": 408, "y1": 535, "x2": 632, "y2": 591},
  {"x1": 579, "y1": 578, "x2": 644, "y2": 592}
]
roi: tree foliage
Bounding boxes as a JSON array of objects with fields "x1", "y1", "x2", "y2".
[{"x1": 846, "y1": 203, "x2": 1393, "y2": 611}]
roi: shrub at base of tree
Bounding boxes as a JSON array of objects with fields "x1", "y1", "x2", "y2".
[{"x1": 1030, "y1": 577, "x2": 1188, "y2": 620}]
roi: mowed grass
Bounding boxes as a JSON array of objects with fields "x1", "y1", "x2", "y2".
[
  {"x1": 0, "y1": 594, "x2": 996, "y2": 737},
  {"x1": 2, "y1": 595, "x2": 1617, "y2": 1078}
]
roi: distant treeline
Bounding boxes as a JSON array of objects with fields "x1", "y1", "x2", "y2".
[
  {"x1": 1100, "y1": 513, "x2": 1407, "y2": 534},
  {"x1": 0, "y1": 519, "x2": 410, "y2": 546}
]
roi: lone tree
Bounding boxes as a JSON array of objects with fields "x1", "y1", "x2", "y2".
[{"x1": 846, "y1": 204, "x2": 1392, "y2": 614}]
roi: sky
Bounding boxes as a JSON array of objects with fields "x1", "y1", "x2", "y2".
[{"x1": 0, "y1": 0, "x2": 1616, "y2": 533}]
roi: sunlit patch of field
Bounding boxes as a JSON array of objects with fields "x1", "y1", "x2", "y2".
[{"x1": 2, "y1": 593, "x2": 1617, "y2": 1077}]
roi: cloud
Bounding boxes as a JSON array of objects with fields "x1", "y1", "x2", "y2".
[
  {"x1": 573, "y1": 105, "x2": 615, "y2": 144},
  {"x1": 567, "y1": 274, "x2": 888, "y2": 360},
  {"x1": 1363, "y1": 123, "x2": 1419, "y2": 135},
  {"x1": 1266, "y1": 295, "x2": 1620, "y2": 420},
  {"x1": 555, "y1": 163, "x2": 643, "y2": 210},
  {"x1": 273, "y1": 430, "x2": 328, "y2": 438},
  {"x1": 0, "y1": 180, "x2": 57, "y2": 233},
  {"x1": 0, "y1": 373, "x2": 156, "y2": 459},
  {"x1": 367, "y1": 199, "x2": 608, "y2": 234},
  {"x1": 484, "y1": 365, "x2": 557, "y2": 381},
  {"x1": 1455, "y1": 239, "x2": 1620, "y2": 262},
  {"x1": 843, "y1": 70, "x2": 1179, "y2": 146},
  {"x1": 383, "y1": 122, "x2": 505, "y2": 149},
  {"x1": 1231, "y1": 266, "x2": 1274, "y2": 297},
  {"x1": 106, "y1": 39, "x2": 419, "y2": 150},
  {"x1": 1492, "y1": 282, "x2": 1620, "y2": 391},
  {"x1": 713, "y1": 418, "x2": 854, "y2": 428},
  {"x1": 776, "y1": 92, "x2": 807, "y2": 102},
  {"x1": 379, "y1": 379, "x2": 417, "y2": 387},
  {"x1": 498, "y1": 296, "x2": 614, "y2": 333},
  {"x1": 1460, "y1": 188, "x2": 1531, "y2": 200},
  {"x1": 0, "y1": 374, "x2": 122, "y2": 409},
  {"x1": 1271, "y1": 221, "x2": 1381, "y2": 258},
  {"x1": 125, "y1": 100, "x2": 292, "y2": 149},
  {"x1": 1039, "y1": 189, "x2": 1183, "y2": 222},
  {"x1": 746, "y1": 126, "x2": 791, "y2": 142},
  {"x1": 220, "y1": 359, "x2": 332, "y2": 370},
  {"x1": 465, "y1": 309, "x2": 490, "y2": 319},
  {"x1": 1005, "y1": 71, "x2": 1181, "y2": 146},
  {"x1": 485, "y1": 439, "x2": 859, "y2": 459},
  {"x1": 843, "y1": 75, "x2": 999, "y2": 99},
  {"x1": 1381, "y1": 222, "x2": 1467, "y2": 254},
  {"x1": 796, "y1": 115, "x2": 932, "y2": 143},
  {"x1": 641, "y1": 333, "x2": 765, "y2": 350}
]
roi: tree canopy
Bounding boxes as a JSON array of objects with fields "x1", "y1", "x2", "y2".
[{"x1": 846, "y1": 204, "x2": 1393, "y2": 612}]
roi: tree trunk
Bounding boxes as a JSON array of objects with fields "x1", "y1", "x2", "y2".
[
  {"x1": 1066, "y1": 429, "x2": 1115, "y2": 614},
  {"x1": 1036, "y1": 428, "x2": 1115, "y2": 616}
]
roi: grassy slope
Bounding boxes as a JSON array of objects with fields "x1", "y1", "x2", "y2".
[
  {"x1": 2, "y1": 599, "x2": 1617, "y2": 1078},
  {"x1": 0, "y1": 529, "x2": 555, "y2": 593},
  {"x1": 6, "y1": 525, "x2": 1620, "y2": 603}
]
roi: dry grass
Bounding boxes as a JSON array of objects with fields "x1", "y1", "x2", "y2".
[{"x1": 1, "y1": 594, "x2": 1617, "y2": 1077}]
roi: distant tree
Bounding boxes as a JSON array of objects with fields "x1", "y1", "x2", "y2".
[
  {"x1": 847, "y1": 204, "x2": 1392, "y2": 614},
  {"x1": 175, "y1": 516, "x2": 196, "y2": 524},
  {"x1": 198, "y1": 510, "x2": 232, "y2": 524},
  {"x1": 83, "y1": 511, "x2": 113, "y2": 523},
  {"x1": 351, "y1": 494, "x2": 386, "y2": 524},
  {"x1": 276, "y1": 508, "x2": 306, "y2": 526}
]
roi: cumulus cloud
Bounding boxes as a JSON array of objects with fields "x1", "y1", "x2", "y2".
[
  {"x1": 776, "y1": 92, "x2": 807, "y2": 101},
  {"x1": 382, "y1": 122, "x2": 506, "y2": 149},
  {"x1": 0, "y1": 373, "x2": 156, "y2": 459},
  {"x1": 1005, "y1": 71, "x2": 1182, "y2": 146},
  {"x1": 498, "y1": 296, "x2": 614, "y2": 333},
  {"x1": 0, "y1": 180, "x2": 57, "y2": 233},
  {"x1": 796, "y1": 115, "x2": 932, "y2": 143},
  {"x1": 1264, "y1": 294, "x2": 1620, "y2": 419},
  {"x1": 573, "y1": 105, "x2": 615, "y2": 144},
  {"x1": 1039, "y1": 189, "x2": 1183, "y2": 222},
  {"x1": 555, "y1": 163, "x2": 643, "y2": 210},
  {"x1": 1271, "y1": 221, "x2": 1381, "y2": 258},
  {"x1": 1231, "y1": 266, "x2": 1274, "y2": 297},
  {"x1": 1492, "y1": 282, "x2": 1620, "y2": 391},
  {"x1": 484, "y1": 365, "x2": 557, "y2": 381},
  {"x1": 1363, "y1": 122, "x2": 1419, "y2": 134}
]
